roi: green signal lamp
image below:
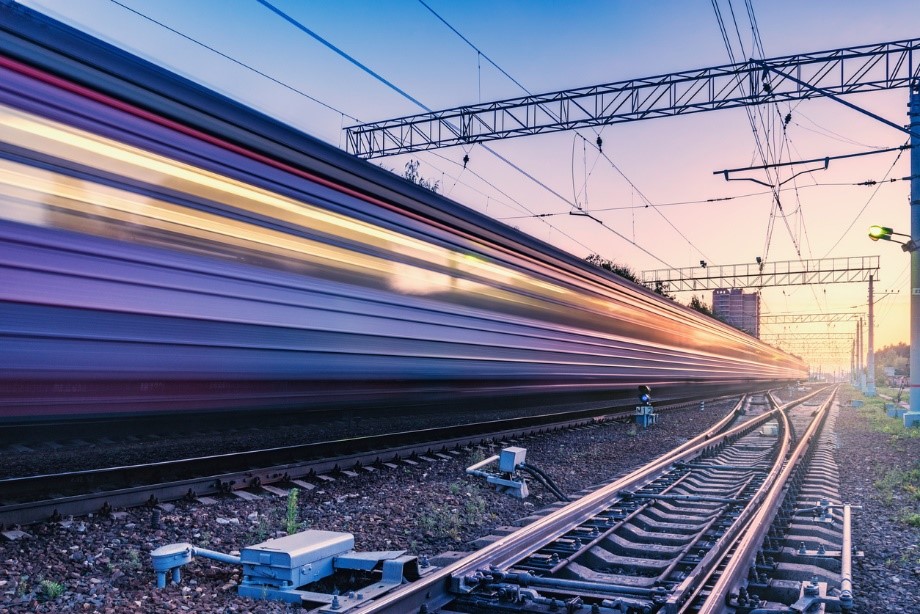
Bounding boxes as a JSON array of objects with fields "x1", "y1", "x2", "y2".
[
  {"x1": 868, "y1": 225, "x2": 893, "y2": 241},
  {"x1": 868, "y1": 225, "x2": 919, "y2": 252}
]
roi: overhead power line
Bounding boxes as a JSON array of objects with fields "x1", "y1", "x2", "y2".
[
  {"x1": 256, "y1": 0, "x2": 675, "y2": 267},
  {"x1": 256, "y1": 0, "x2": 431, "y2": 112},
  {"x1": 416, "y1": 0, "x2": 532, "y2": 96},
  {"x1": 107, "y1": 0, "x2": 358, "y2": 122}
]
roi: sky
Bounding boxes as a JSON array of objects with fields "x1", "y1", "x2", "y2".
[{"x1": 18, "y1": 0, "x2": 920, "y2": 373}]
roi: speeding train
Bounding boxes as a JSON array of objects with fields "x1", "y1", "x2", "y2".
[{"x1": 0, "y1": 4, "x2": 806, "y2": 424}]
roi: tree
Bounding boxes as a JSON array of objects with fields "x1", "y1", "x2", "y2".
[
  {"x1": 584, "y1": 254, "x2": 676, "y2": 298},
  {"x1": 873, "y1": 342, "x2": 909, "y2": 386},
  {"x1": 404, "y1": 159, "x2": 440, "y2": 193},
  {"x1": 651, "y1": 280, "x2": 673, "y2": 299},
  {"x1": 687, "y1": 295, "x2": 714, "y2": 317},
  {"x1": 584, "y1": 254, "x2": 640, "y2": 284},
  {"x1": 687, "y1": 294, "x2": 735, "y2": 328}
]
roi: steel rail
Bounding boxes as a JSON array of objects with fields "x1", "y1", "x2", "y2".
[
  {"x1": 694, "y1": 387, "x2": 837, "y2": 613},
  {"x1": 0, "y1": 410, "x2": 608, "y2": 527},
  {"x1": 350, "y1": 387, "x2": 829, "y2": 613},
  {"x1": 658, "y1": 393, "x2": 800, "y2": 612},
  {"x1": 841, "y1": 504, "x2": 853, "y2": 606},
  {"x1": 666, "y1": 395, "x2": 795, "y2": 612},
  {"x1": 0, "y1": 394, "x2": 734, "y2": 527}
]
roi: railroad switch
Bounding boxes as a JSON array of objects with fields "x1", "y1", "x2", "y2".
[{"x1": 151, "y1": 529, "x2": 431, "y2": 606}]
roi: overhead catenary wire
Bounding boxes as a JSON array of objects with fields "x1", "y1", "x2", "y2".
[
  {"x1": 255, "y1": 0, "x2": 650, "y2": 262},
  {"x1": 499, "y1": 169, "x2": 917, "y2": 219},
  {"x1": 416, "y1": 0, "x2": 533, "y2": 97},
  {"x1": 822, "y1": 142, "x2": 909, "y2": 258},
  {"x1": 712, "y1": 0, "x2": 803, "y2": 261},
  {"x1": 107, "y1": 0, "x2": 359, "y2": 123},
  {"x1": 716, "y1": 0, "x2": 840, "y2": 322},
  {"x1": 425, "y1": 150, "x2": 598, "y2": 254},
  {"x1": 792, "y1": 111, "x2": 893, "y2": 149},
  {"x1": 258, "y1": 0, "x2": 679, "y2": 268},
  {"x1": 106, "y1": 0, "x2": 600, "y2": 256},
  {"x1": 101, "y1": 2, "x2": 512, "y2": 233},
  {"x1": 415, "y1": 0, "x2": 698, "y2": 268}
]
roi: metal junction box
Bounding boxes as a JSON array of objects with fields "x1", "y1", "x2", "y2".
[
  {"x1": 499, "y1": 447, "x2": 527, "y2": 473},
  {"x1": 240, "y1": 530, "x2": 354, "y2": 587}
]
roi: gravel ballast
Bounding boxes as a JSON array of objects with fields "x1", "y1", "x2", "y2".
[{"x1": 2, "y1": 389, "x2": 916, "y2": 612}]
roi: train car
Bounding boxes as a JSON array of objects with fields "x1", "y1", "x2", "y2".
[{"x1": 0, "y1": 3, "x2": 806, "y2": 423}]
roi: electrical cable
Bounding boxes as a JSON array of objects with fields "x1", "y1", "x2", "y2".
[
  {"x1": 499, "y1": 167, "x2": 918, "y2": 219},
  {"x1": 257, "y1": 0, "x2": 432, "y2": 113},
  {"x1": 744, "y1": 0, "x2": 766, "y2": 58},
  {"x1": 107, "y1": 0, "x2": 359, "y2": 122},
  {"x1": 416, "y1": 0, "x2": 533, "y2": 96},
  {"x1": 597, "y1": 149, "x2": 714, "y2": 263},
  {"x1": 424, "y1": 150, "x2": 598, "y2": 254},
  {"x1": 821, "y1": 142, "x2": 908, "y2": 257},
  {"x1": 415, "y1": 0, "x2": 687, "y2": 267},
  {"x1": 715, "y1": 0, "x2": 804, "y2": 262},
  {"x1": 256, "y1": 0, "x2": 637, "y2": 260},
  {"x1": 104, "y1": 0, "x2": 577, "y2": 253},
  {"x1": 793, "y1": 110, "x2": 891, "y2": 149},
  {"x1": 519, "y1": 463, "x2": 570, "y2": 502}
]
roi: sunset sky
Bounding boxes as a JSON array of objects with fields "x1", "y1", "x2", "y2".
[{"x1": 20, "y1": 0, "x2": 920, "y2": 373}]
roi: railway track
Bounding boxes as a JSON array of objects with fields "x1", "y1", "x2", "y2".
[
  {"x1": 342, "y1": 386, "x2": 849, "y2": 613},
  {"x1": 0, "y1": 396, "x2": 729, "y2": 528}
]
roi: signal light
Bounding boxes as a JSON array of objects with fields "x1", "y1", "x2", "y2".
[
  {"x1": 638, "y1": 385, "x2": 651, "y2": 405},
  {"x1": 868, "y1": 225, "x2": 893, "y2": 241}
]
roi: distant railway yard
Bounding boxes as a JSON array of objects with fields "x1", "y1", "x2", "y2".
[{"x1": 0, "y1": 386, "x2": 917, "y2": 613}]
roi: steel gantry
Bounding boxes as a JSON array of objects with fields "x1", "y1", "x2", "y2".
[
  {"x1": 760, "y1": 312, "x2": 862, "y2": 324},
  {"x1": 761, "y1": 332, "x2": 856, "y2": 341},
  {"x1": 345, "y1": 38, "x2": 920, "y2": 157},
  {"x1": 641, "y1": 256, "x2": 879, "y2": 292}
]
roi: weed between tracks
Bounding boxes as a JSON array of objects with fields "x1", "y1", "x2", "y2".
[
  {"x1": 38, "y1": 579, "x2": 65, "y2": 601},
  {"x1": 286, "y1": 487, "x2": 300, "y2": 535},
  {"x1": 418, "y1": 480, "x2": 492, "y2": 541}
]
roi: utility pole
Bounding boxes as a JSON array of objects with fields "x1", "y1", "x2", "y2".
[
  {"x1": 857, "y1": 317, "x2": 865, "y2": 392},
  {"x1": 851, "y1": 340, "x2": 856, "y2": 384},
  {"x1": 868, "y1": 275, "x2": 876, "y2": 396},
  {"x1": 908, "y1": 83, "x2": 920, "y2": 424}
]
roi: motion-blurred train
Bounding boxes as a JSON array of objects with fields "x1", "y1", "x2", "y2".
[{"x1": 0, "y1": 3, "x2": 805, "y2": 424}]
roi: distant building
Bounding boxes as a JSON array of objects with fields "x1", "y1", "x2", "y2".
[{"x1": 712, "y1": 288, "x2": 760, "y2": 337}]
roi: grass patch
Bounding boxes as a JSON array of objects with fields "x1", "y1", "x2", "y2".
[
  {"x1": 900, "y1": 511, "x2": 920, "y2": 528},
  {"x1": 286, "y1": 488, "x2": 300, "y2": 535},
  {"x1": 875, "y1": 465, "x2": 920, "y2": 526},
  {"x1": 122, "y1": 549, "x2": 142, "y2": 572},
  {"x1": 844, "y1": 387, "x2": 919, "y2": 440},
  {"x1": 418, "y1": 506, "x2": 463, "y2": 541},
  {"x1": 38, "y1": 580, "x2": 64, "y2": 601},
  {"x1": 418, "y1": 481, "x2": 492, "y2": 541},
  {"x1": 876, "y1": 466, "x2": 920, "y2": 502},
  {"x1": 876, "y1": 386, "x2": 907, "y2": 402}
]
